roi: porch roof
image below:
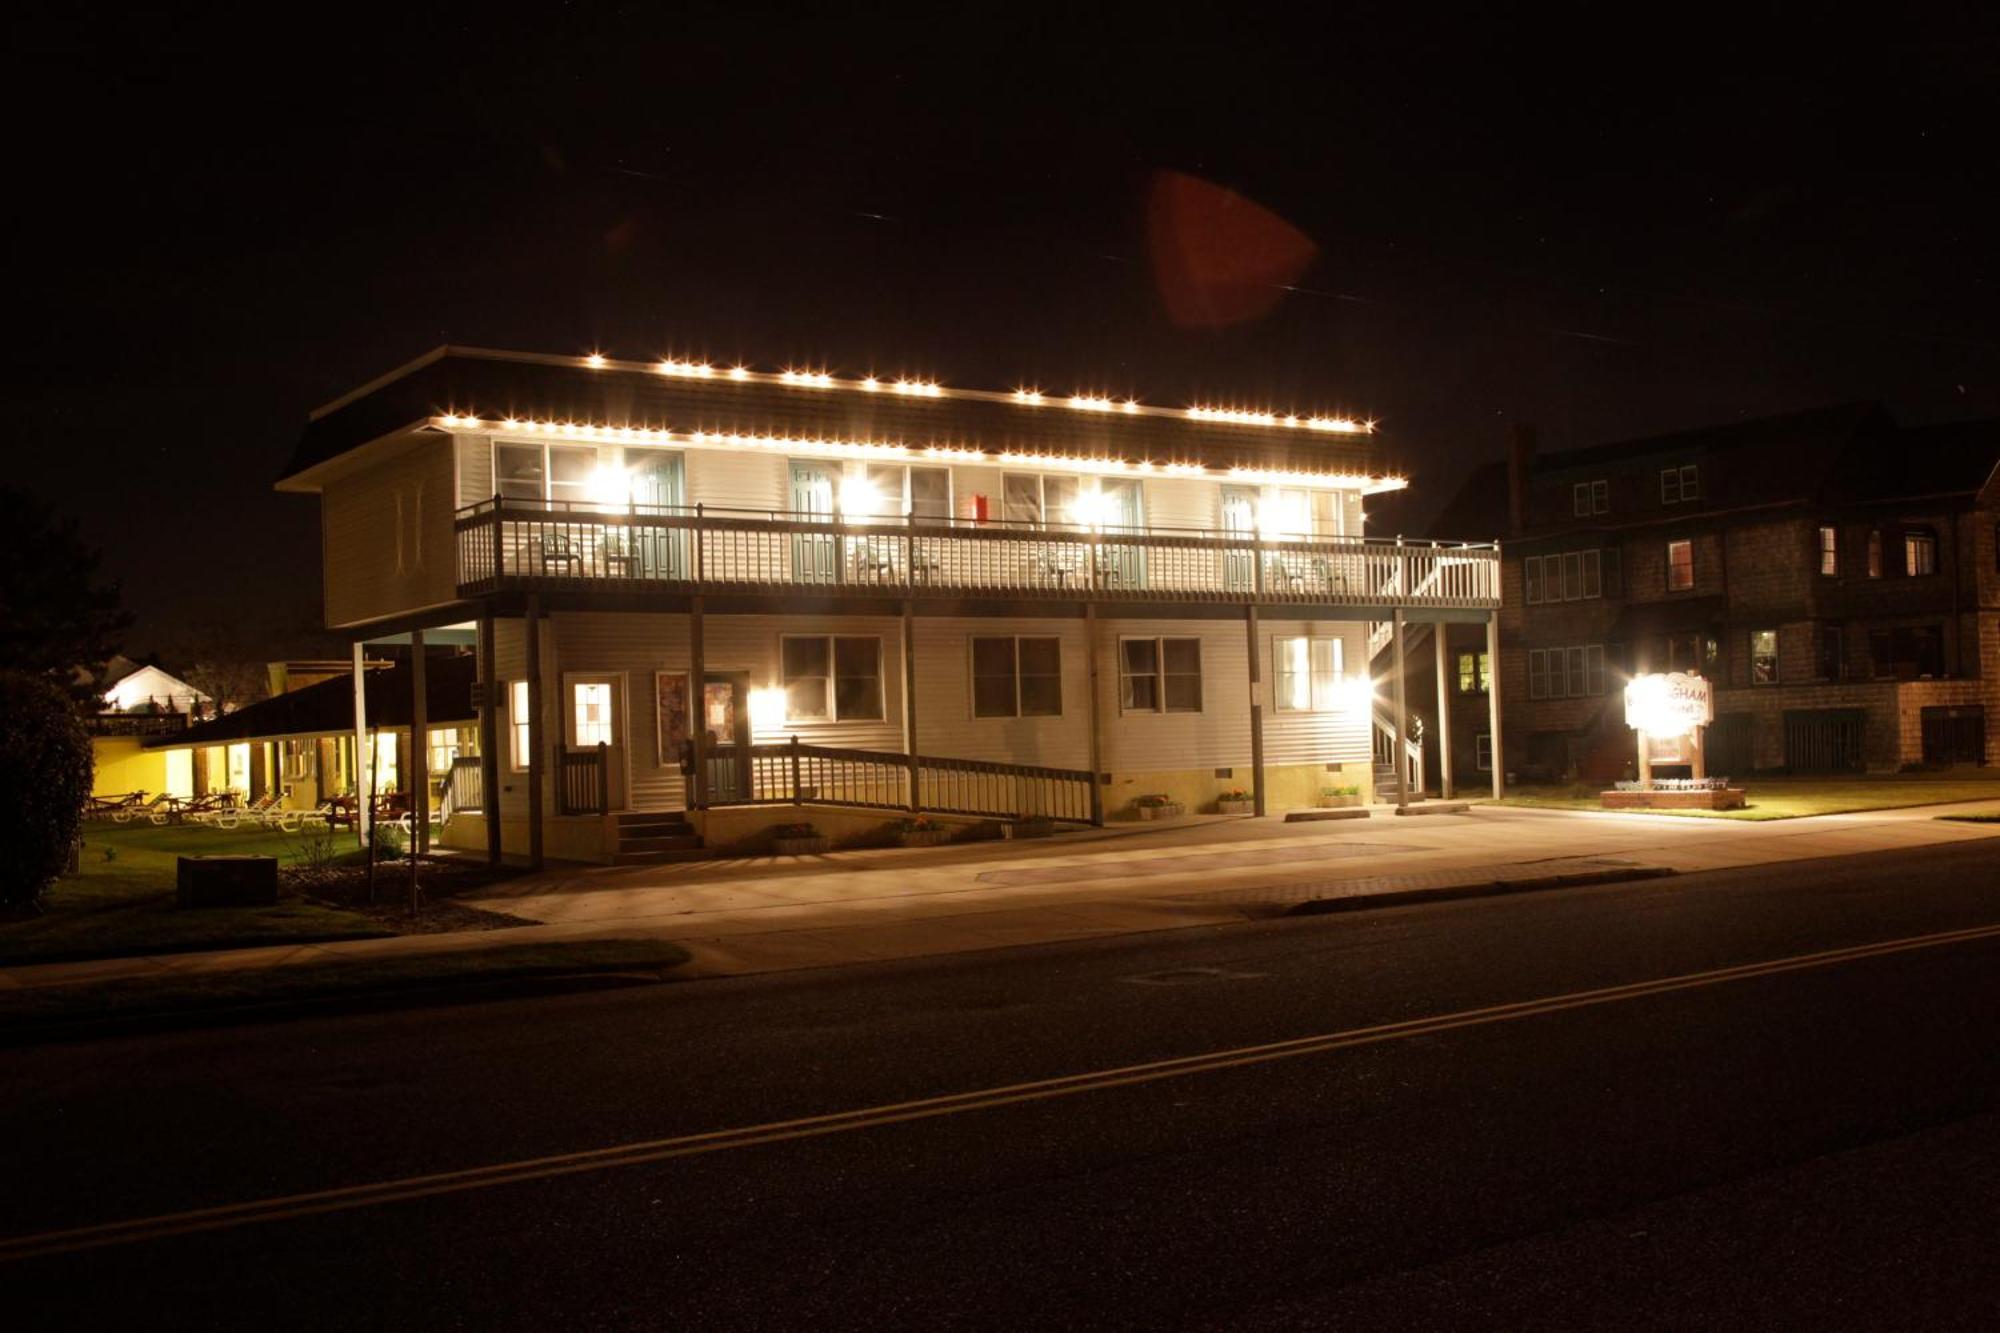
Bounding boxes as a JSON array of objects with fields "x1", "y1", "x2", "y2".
[{"x1": 147, "y1": 654, "x2": 476, "y2": 749}]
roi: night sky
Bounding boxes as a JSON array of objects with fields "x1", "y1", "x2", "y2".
[{"x1": 16, "y1": 8, "x2": 1998, "y2": 655}]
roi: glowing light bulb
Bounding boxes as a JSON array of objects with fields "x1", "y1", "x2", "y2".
[{"x1": 585, "y1": 353, "x2": 607, "y2": 368}]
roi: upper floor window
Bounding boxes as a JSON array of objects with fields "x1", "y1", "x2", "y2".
[
  {"x1": 1660, "y1": 464, "x2": 1700, "y2": 505},
  {"x1": 781, "y1": 636, "x2": 884, "y2": 722},
  {"x1": 1904, "y1": 528, "x2": 1938, "y2": 577},
  {"x1": 496, "y1": 442, "x2": 596, "y2": 505},
  {"x1": 861, "y1": 464, "x2": 951, "y2": 522},
  {"x1": 1750, "y1": 629, "x2": 1779, "y2": 685},
  {"x1": 1457, "y1": 651, "x2": 1491, "y2": 695},
  {"x1": 1870, "y1": 625, "x2": 1945, "y2": 679},
  {"x1": 1572, "y1": 480, "x2": 1609, "y2": 517},
  {"x1": 971, "y1": 636, "x2": 1062, "y2": 718},
  {"x1": 1867, "y1": 528, "x2": 1883, "y2": 578},
  {"x1": 1524, "y1": 549, "x2": 1612, "y2": 604},
  {"x1": 1274, "y1": 636, "x2": 1344, "y2": 712},
  {"x1": 1120, "y1": 637, "x2": 1202, "y2": 713},
  {"x1": 1666, "y1": 539, "x2": 1695, "y2": 591},
  {"x1": 1002, "y1": 473, "x2": 1083, "y2": 529},
  {"x1": 1527, "y1": 645, "x2": 1605, "y2": 700},
  {"x1": 1818, "y1": 525, "x2": 1838, "y2": 577},
  {"x1": 1266, "y1": 488, "x2": 1343, "y2": 540}
]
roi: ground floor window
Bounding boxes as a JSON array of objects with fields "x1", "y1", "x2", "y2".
[
  {"x1": 1120, "y1": 637, "x2": 1202, "y2": 713},
  {"x1": 782, "y1": 635, "x2": 885, "y2": 721},
  {"x1": 285, "y1": 739, "x2": 315, "y2": 782},
  {"x1": 1475, "y1": 733, "x2": 1493, "y2": 771},
  {"x1": 1870, "y1": 625, "x2": 1945, "y2": 680},
  {"x1": 1527, "y1": 645, "x2": 1604, "y2": 699},
  {"x1": 509, "y1": 680, "x2": 532, "y2": 769},
  {"x1": 971, "y1": 636, "x2": 1062, "y2": 717},
  {"x1": 1750, "y1": 629, "x2": 1779, "y2": 685},
  {"x1": 1817, "y1": 624, "x2": 1844, "y2": 681},
  {"x1": 1456, "y1": 651, "x2": 1491, "y2": 694},
  {"x1": 1274, "y1": 636, "x2": 1343, "y2": 712}
]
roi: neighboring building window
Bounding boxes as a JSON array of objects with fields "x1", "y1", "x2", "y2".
[
  {"x1": 1870, "y1": 625, "x2": 1946, "y2": 680},
  {"x1": 509, "y1": 680, "x2": 532, "y2": 770},
  {"x1": 781, "y1": 636, "x2": 884, "y2": 721},
  {"x1": 1666, "y1": 539, "x2": 1694, "y2": 591},
  {"x1": 970, "y1": 636, "x2": 1062, "y2": 718},
  {"x1": 1475, "y1": 734, "x2": 1493, "y2": 772},
  {"x1": 572, "y1": 681, "x2": 613, "y2": 748},
  {"x1": 1660, "y1": 464, "x2": 1700, "y2": 504},
  {"x1": 1527, "y1": 645, "x2": 1604, "y2": 699},
  {"x1": 1456, "y1": 651, "x2": 1491, "y2": 695},
  {"x1": 427, "y1": 730, "x2": 464, "y2": 779},
  {"x1": 1750, "y1": 630, "x2": 1779, "y2": 685},
  {"x1": 494, "y1": 442, "x2": 596, "y2": 505},
  {"x1": 1001, "y1": 473, "x2": 1083, "y2": 529},
  {"x1": 1572, "y1": 480, "x2": 1608, "y2": 517},
  {"x1": 1525, "y1": 550, "x2": 1606, "y2": 604},
  {"x1": 1121, "y1": 637, "x2": 1202, "y2": 713},
  {"x1": 1904, "y1": 528, "x2": 1938, "y2": 576},
  {"x1": 1274, "y1": 636, "x2": 1345, "y2": 712},
  {"x1": 1867, "y1": 529, "x2": 1883, "y2": 578},
  {"x1": 1818, "y1": 624, "x2": 1844, "y2": 681},
  {"x1": 1818, "y1": 525, "x2": 1838, "y2": 577}
]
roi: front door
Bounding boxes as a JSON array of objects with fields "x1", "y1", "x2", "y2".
[
  {"x1": 790, "y1": 462, "x2": 839, "y2": 583},
  {"x1": 1097, "y1": 478, "x2": 1147, "y2": 589},
  {"x1": 702, "y1": 671, "x2": 754, "y2": 802},
  {"x1": 627, "y1": 451, "x2": 685, "y2": 579},
  {"x1": 567, "y1": 675, "x2": 626, "y2": 810},
  {"x1": 1221, "y1": 486, "x2": 1256, "y2": 591}
]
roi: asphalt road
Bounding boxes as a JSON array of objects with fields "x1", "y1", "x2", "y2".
[{"x1": 6, "y1": 840, "x2": 1999, "y2": 1329}]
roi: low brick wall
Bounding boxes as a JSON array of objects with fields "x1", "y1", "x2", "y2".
[{"x1": 1600, "y1": 788, "x2": 1747, "y2": 811}]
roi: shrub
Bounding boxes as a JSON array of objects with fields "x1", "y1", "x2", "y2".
[
  {"x1": 894, "y1": 815, "x2": 941, "y2": 832},
  {"x1": 1320, "y1": 784, "x2": 1362, "y2": 798},
  {"x1": 773, "y1": 822, "x2": 819, "y2": 839},
  {"x1": 1219, "y1": 789, "x2": 1250, "y2": 801},
  {"x1": 1134, "y1": 794, "x2": 1174, "y2": 808},
  {"x1": 369, "y1": 821, "x2": 406, "y2": 858},
  {"x1": 0, "y1": 671, "x2": 94, "y2": 909}
]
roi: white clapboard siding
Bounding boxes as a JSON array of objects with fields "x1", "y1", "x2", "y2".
[
  {"x1": 686, "y1": 446, "x2": 788, "y2": 513},
  {"x1": 1094, "y1": 617, "x2": 1251, "y2": 773},
  {"x1": 457, "y1": 435, "x2": 493, "y2": 506},
  {"x1": 322, "y1": 435, "x2": 459, "y2": 628},
  {"x1": 1141, "y1": 477, "x2": 1216, "y2": 531},
  {"x1": 1259, "y1": 618, "x2": 1372, "y2": 766},
  {"x1": 911, "y1": 618, "x2": 1093, "y2": 769}
]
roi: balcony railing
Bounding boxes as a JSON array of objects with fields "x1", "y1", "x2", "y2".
[{"x1": 454, "y1": 500, "x2": 1500, "y2": 609}]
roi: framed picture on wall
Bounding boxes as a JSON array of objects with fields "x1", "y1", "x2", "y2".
[{"x1": 654, "y1": 672, "x2": 690, "y2": 769}]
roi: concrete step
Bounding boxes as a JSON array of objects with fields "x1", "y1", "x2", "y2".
[
  {"x1": 616, "y1": 811, "x2": 695, "y2": 830},
  {"x1": 617, "y1": 834, "x2": 705, "y2": 853},
  {"x1": 611, "y1": 847, "x2": 716, "y2": 865}
]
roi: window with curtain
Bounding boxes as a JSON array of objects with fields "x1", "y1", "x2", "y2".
[
  {"x1": 1274, "y1": 636, "x2": 1344, "y2": 712},
  {"x1": 781, "y1": 636, "x2": 884, "y2": 721},
  {"x1": 1119, "y1": 637, "x2": 1203, "y2": 713}
]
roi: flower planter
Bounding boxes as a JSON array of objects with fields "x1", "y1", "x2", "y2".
[
  {"x1": 1134, "y1": 802, "x2": 1184, "y2": 821},
  {"x1": 896, "y1": 829, "x2": 954, "y2": 848},
  {"x1": 1318, "y1": 794, "x2": 1364, "y2": 808},
  {"x1": 1216, "y1": 799, "x2": 1255, "y2": 816},
  {"x1": 773, "y1": 836, "x2": 831, "y2": 855}
]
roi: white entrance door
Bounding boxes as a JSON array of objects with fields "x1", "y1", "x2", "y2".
[{"x1": 566, "y1": 675, "x2": 626, "y2": 810}]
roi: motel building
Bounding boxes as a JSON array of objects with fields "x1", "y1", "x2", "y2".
[{"x1": 276, "y1": 346, "x2": 1503, "y2": 865}]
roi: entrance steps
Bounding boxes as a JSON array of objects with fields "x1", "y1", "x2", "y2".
[
  {"x1": 1373, "y1": 762, "x2": 1426, "y2": 805},
  {"x1": 612, "y1": 810, "x2": 709, "y2": 865}
]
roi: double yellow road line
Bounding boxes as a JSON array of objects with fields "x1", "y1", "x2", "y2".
[{"x1": 7, "y1": 919, "x2": 1998, "y2": 1264}]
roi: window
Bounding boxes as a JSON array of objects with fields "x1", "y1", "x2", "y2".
[
  {"x1": 572, "y1": 682, "x2": 613, "y2": 748},
  {"x1": 1457, "y1": 651, "x2": 1492, "y2": 695},
  {"x1": 1572, "y1": 480, "x2": 1608, "y2": 516},
  {"x1": 1527, "y1": 645, "x2": 1604, "y2": 699},
  {"x1": 1750, "y1": 630, "x2": 1779, "y2": 685},
  {"x1": 1274, "y1": 637, "x2": 1345, "y2": 712},
  {"x1": 1524, "y1": 555, "x2": 1543, "y2": 605},
  {"x1": 509, "y1": 680, "x2": 532, "y2": 770},
  {"x1": 781, "y1": 636, "x2": 885, "y2": 721},
  {"x1": 1904, "y1": 528, "x2": 1938, "y2": 576},
  {"x1": 1475, "y1": 734, "x2": 1493, "y2": 772},
  {"x1": 1666, "y1": 539, "x2": 1694, "y2": 591},
  {"x1": 1660, "y1": 464, "x2": 1700, "y2": 504},
  {"x1": 1121, "y1": 637, "x2": 1202, "y2": 713},
  {"x1": 1818, "y1": 525, "x2": 1838, "y2": 577},
  {"x1": 284, "y1": 740, "x2": 316, "y2": 782},
  {"x1": 1867, "y1": 528, "x2": 1883, "y2": 578},
  {"x1": 1818, "y1": 624, "x2": 1844, "y2": 681},
  {"x1": 863, "y1": 464, "x2": 951, "y2": 521},
  {"x1": 1001, "y1": 473, "x2": 1082, "y2": 529},
  {"x1": 495, "y1": 442, "x2": 596, "y2": 504},
  {"x1": 1870, "y1": 625, "x2": 1946, "y2": 680},
  {"x1": 1524, "y1": 550, "x2": 1606, "y2": 604},
  {"x1": 971, "y1": 636, "x2": 1062, "y2": 718},
  {"x1": 427, "y1": 729, "x2": 467, "y2": 779}
]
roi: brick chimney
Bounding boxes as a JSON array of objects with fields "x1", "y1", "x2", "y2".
[{"x1": 1506, "y1": 422, "x2": 1537, "y2": 536}]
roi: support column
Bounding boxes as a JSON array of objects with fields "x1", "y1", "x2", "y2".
[
  {"x1": 409, "y1": 628, "x2": 428, "y2": 859},
  {"x1": 350, "y1": 641, "x2": 371, "y2": 846},
  {"x1": 902, "y1": 598, "x2": 920, "y2": 813},
  {"x1": 1486, "y1": 611, "x2": 1505, "y2": 800},
  {"x1": 1085, "y1": 603, "x2": 1104, "y2": 826},
  {"x1": 1391, "y1": 609, "x2": 1409, "y2": 811},
  {"x1": 478, "y1": 612, "x2": 502, "y2": 865},
  {"x1": 1245, "y1": 603, "x2": 1266, "y2": 816},
  {"x1": 1433, "y1": 621, "x2": 1455, "y2": 800},
  {"x1": 687, "y1": 594, "x2": 707, "y2": 812},
  {"x1": 524, "y1": 595, "x2": 544, "y2": 870}
]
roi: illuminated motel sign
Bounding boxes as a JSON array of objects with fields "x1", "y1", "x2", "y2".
[{"x1": 1623, "y1": 671, "x2": 1715, "y2": 778}]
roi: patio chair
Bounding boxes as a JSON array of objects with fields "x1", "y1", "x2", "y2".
[
  {"x1": 86, "y1": 791, "x2": 147, "y2": 820},
  {"x1": 115, "y1": 793, "x2": 171, "y2": 824}
]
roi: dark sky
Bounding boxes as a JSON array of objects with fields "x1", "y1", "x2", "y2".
[{"x1": 15, "y1": 7, "x2": 1999, "y2": 654}]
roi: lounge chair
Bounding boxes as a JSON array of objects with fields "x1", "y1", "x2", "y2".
[{"x1": 86, "y1": 791, "x2": 148, "y2": 820}]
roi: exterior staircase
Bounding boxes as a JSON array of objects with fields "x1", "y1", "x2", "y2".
[{"x1": 613, "y1": 810, "x2": 708, "y2": 865}]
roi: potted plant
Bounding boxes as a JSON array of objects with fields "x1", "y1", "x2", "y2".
[
  {"x1": 771, "y1": 821, "x2": 831, "y2": 855},
  {"x1": 1318, "y1": 783, "x2": 1364, "y2": 808},
  {"x1": 1132, "y1": 793, "x2": 1184, "y2": 821},
  {"x1": 1215, "y1": 788, "x2": 1255, "y2": 815},
  {"x1": 893, "y1": 815, "x2": 954, "y2": 848}
]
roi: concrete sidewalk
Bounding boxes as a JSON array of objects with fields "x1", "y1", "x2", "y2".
[{"x1": 6, "y1": 800, "x2": 1998, "y2": 995}]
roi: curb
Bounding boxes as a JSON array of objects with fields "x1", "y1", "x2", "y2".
[{"x1": 1283, "y1": 864, "x2": 1677, "y2": 917}]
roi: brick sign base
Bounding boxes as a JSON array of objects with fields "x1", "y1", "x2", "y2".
[{"x1": 1600, "y1": 788, "x2": 1748, "y2": 811}]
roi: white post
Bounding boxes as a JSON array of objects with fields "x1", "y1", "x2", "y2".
[
  {"x1": 1486, "y1": 612, "x2": 1504, "y2": 800},
  {"x1": 1433, "y1": 621, "x2": 1454, "y2": 800},
  {"x1": 351, "y1": 641, "x2": 372, "y2": 846},
  {"x1": 1391, "y1": 609, "x2": 1409, "y2": 811}
]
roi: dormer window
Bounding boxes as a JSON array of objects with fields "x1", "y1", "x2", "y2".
[{"x1": 1660, "y1": 464, "x2": 1700, "y2": 505}]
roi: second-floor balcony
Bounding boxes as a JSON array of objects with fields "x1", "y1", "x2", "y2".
[{"x1": 453, "y1": 500, "x2": 1501, "y2": 610}]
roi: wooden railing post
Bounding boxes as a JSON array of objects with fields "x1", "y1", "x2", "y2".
[
  {"x1": 596, "y1": 741, "x2": 609, "y2": 816},
  {"x1": 492, "y1": 493, "x2": 505, "y2": 581},
  {"x1": 790, "y1": 735, "x2": 803, "y2": 805},
  {"x1": 693, "y1": 503, "x2": 705, "y2": 584}
]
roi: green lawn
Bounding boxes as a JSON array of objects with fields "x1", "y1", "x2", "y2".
[
  {"x1": 0, "y1": 822, "x2": 390, "y2": 966},
  {"x1": 0, "y1": 938, "x2": 691, "y2": 1034},
  {"x1": 1496, "y1": 774, "x2": 2000, "y2": 821}
]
